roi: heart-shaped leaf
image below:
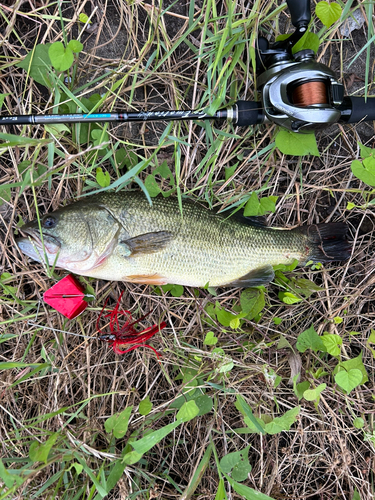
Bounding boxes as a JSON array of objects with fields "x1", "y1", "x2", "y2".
[
  {"x1": 275, "y1": 130, "x2": 320, "y2": 156},
  {"x1": 48, "y1": 42, "x2": 74, "y2": 71},
  {"x1": 335, "y1": 369, "x2": 362, "y2": 394},
  {"x1": 316, "y1": 1, "x2": 342, "y2": 28}
]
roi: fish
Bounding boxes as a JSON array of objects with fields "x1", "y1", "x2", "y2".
[{"x1": 16, "y1": 191, "x2": 351, "y2": 288}]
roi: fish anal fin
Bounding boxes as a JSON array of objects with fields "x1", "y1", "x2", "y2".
[
  {"x1": 121, "y1": 231, "x2": 173, "y2": 256},
  {"x1": 125, "y1": 274, "x2": 168, "y2": 285},
  {"x1": 226, "y1": 265, "x2": 274, "y2": 288}
]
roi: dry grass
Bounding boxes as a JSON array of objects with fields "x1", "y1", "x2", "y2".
[{"x1": 0, "y1": 0, "x2": 375, "y2": 499}]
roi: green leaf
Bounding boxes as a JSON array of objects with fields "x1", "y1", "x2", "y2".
[
  {"x1": 0, "y1": 361, "x2": 48, "y2": 369},
  {"x1": 132, "y1": 420, "x2": 181, "y2": 454},
  {"x1": 346, "y1": 202, "x2": 355, "y2": 210},
  {"x1": 337, "y1": 352, "x2": 368, "y2": 384},
  {"x1": 156, "y1": 160, "x2": 173, "y2": 179},
  {"x1": 29, "y1": 433, "x2": 58, "y2": 464},
  {"x1": 145, "y1": 174, "x2": 161, "y2": 197},
  {"x1": 105, "y1": 459, "x2": 127, "y2": 493},
  {"x1": 177, "y1": 400, "x2": 200, "y2": 422},
  {"x1": 195, "y1": 395, "x2": 213, "y2": 416},
  {"x1": 296, "y1": 325, "x2": 326, "y2": 353},
  {"x1": 139, "y1": 396, "x2": 152, "y2": 416},
  {"x1": 180, "y1": 444, "x2": 213, "y2": 499},
  {"x1": 225, "y1": 164, "x2": 237, "y2": 181},
  {"x1": 67, "y1": 463, "x2": 83, "y2": 475},
  {"x1": 215, "y1": 302, "x2": 238, "y2": 327},
  {"x1": 229, "y1": 316, "x2": 240, "y2": 330},
  {"x1": 219, "y1": 361, "x2": 234, "y2": 373},
  {"x1": 322, "y1": 333, "x2": 342, "y2": 357},
  {"x1": 351, "y1": 159, "x2": 375, "y2": 187},
  {"x1": 275, "y1": 130, "x2": 320, "y2": 156},
  {"x1": 243, "y1": 192, "x2": 259, "y2": 216},
  {"x1": 45, "y1": 123, "x2": 70, "y2": 136},
  {"x1": 67, "y1": 39, "x2": 83, "y2": 53},
  {"x1": 79, "y1": 13, "x2": 90, "y2": 24},
  {"x1": 204, "y1": 331, "x2": 218, "y2": 345},
  {"x1": 214, "y1": 478, "x2": 227, "y2": 500},
  {"x1": 182, "y1": 370, "x2": 197, "y2": 396},
  {"x1": 91, "y1": 128, "x2": 110, "y2": 149},
  {"x1": 335, "y1": 369, "x2": 362, "y2": 394},
  {"x1": 278, "y1": 291, "x2": 302, "y2": 304},
  {"x1": 122, "y1": 450, "x2": 143, "y2": 465},
  {"x1": 0, "y1": 461, "x2": 24, "y2": 488},
  {"x1": 48, "y1": 42, "x2": 74, "y2": 71},
  {"x1": 240, "y1": 288, "x2": 265, "y2": 320},
  {"x1": 0, "y1": 184, "x2": 11, "y2": 202},
  {"x1": 96, "y1": 167, "x2": 111, "y2": 187},
  {"x1": 220, "y1": 446, "x2": 251, "y2": 482},
  {"x1": 292, "y1": 278, "x2": 323, "y2": 293},
  {"x1": 303, "y1": 383, "x2": 326, "y2": 401},
  {"x1": 294, "y1": 380, "x2": 310, "y2": 401},
  {"x1": 235, "y1": 395, "x2": 266, "y2": 434},
  {"x1": 264, "y1": 406, "x2": 300, "y2": 435},
  {"x1": 292, "y1": 31, "x2": 320, "y2": 54},
  {"x1": 0, "y1": 93, "x2": 8, "y2": 110},
  {"x1": 359, "y1": 143, "x2": 373, "y2": 159},
  {"x1": 352, "y1": 489, "x2": 361, "y2": 500},
  {"x1": 161, "y1": 283, "x2": 184, "y2": 297},
  {"x1": 316, "y1": 1, "x2": 342, "y2": 28},
  {"x1": 353, "y1": 417, "x2": 365, "y2": 429},
  {"x1": 16, "y1": 43, "x2": 53, "y2": 87},
  {"x1": 225, "y1": 475, "x2": 277, "y2": 500},
  {"x1": 104, "y1": 406, "x2": 132, "y2": 438},
  {"x1": 258, "y1": 196, "x2": 277, "y2": 215},
  {"x1": 244, "y1": 194, "x2": 277, "y2": 217},
  {"x1": 273, "y1": 259, "x2": 298, "y2": 272}
]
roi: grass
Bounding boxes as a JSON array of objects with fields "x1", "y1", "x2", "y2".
[{"x1": 1, "y1": 0, "x2": 375, "y2": 499}]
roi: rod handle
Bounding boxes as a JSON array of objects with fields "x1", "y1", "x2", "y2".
[{"x1": 340, "y1": 96, "x2": 375, "y2": 124}]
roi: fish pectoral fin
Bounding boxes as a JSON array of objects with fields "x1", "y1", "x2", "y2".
[
  {"x1": 120, "y1": 231, "x2": 173, "y2": 256},
  {"x1": 226, "y1": 265, "x2": 275, "y2": 287}
]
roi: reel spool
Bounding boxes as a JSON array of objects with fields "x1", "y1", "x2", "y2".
[{"x1": 291, "y1": 80, "x2": 329, "y2": 107}]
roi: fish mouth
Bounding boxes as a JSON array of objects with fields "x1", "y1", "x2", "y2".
[{"x1": 17, "y1": 228, "x2": 61, "y2": 262}]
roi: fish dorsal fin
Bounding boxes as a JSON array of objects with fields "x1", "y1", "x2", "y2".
[
  {"x1": 225, "y1": 265, "x2": 274, "y2": 288},
  {"x1": 243, "y1": 215, "x2": 267, "y2": 227},
  {"x1": 119, "y1": 231, "x2": 173, "y2": 256},
  {"x1": 234, "y1": 213, "x2": 268, "y2": 228}
]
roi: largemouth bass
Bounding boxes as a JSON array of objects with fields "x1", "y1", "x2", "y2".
[{"x1": 16, "y1": 192, "x2": 351, "y2": 287}]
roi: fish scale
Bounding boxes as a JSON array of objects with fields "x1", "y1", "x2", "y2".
[{"x1": 16, "y1": 191, "x2": 351, "y2": 288}]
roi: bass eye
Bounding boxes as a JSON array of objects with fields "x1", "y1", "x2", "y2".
[{"x1": 43, "y1": 216, "x2": 57, "y2": 229}]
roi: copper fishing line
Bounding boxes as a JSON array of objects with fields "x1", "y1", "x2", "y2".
[{"x1": 292, "y1": 81, "x2": 328, "y2": 106}]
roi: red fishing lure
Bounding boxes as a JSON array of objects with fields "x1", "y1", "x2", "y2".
[
  {"x1": 43, "y1": 274, "x2": 88, "y2": 319},
  {"x1": 97, "y1": 291, "x2": 166, "y2": 357}
]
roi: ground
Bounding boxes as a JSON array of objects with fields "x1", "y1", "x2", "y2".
[{"x1": 0, "y1": 1, "x2": 374, "y2": 499}]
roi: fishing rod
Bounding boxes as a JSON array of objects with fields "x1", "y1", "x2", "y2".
[{"x1": 1, "y1": 0, "x2": 374, "y2": 132}]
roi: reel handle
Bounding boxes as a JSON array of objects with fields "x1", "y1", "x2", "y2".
[{"x1": 286, "y1": 0, "x2": 311, "y2": 28}]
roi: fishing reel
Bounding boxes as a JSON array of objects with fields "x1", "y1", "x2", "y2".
[{"x1": 254, "y1": 0, "x2": 344, "y2": 132}]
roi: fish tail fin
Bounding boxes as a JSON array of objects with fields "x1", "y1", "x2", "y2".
[{"x1": 297, "y1": 222, "x2": 352, "y2": 264}]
